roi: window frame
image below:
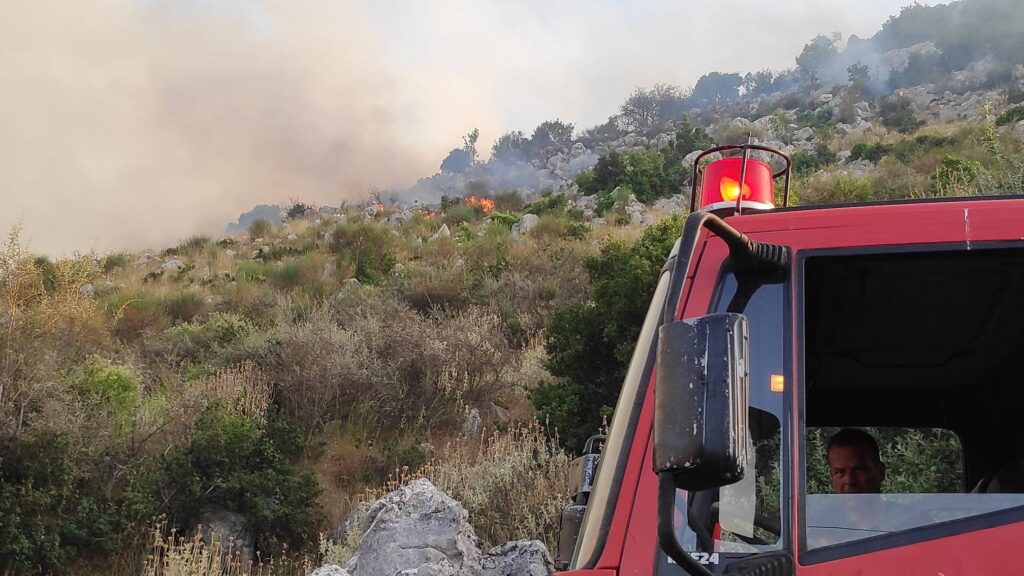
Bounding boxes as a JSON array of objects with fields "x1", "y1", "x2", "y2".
[{"x1": 796, "y1": 242, "x2": 1024, "y2": 566}]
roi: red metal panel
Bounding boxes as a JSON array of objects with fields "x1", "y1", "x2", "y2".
[
  {"x1": 730, "y1": 198, "x2": 1024, "y2": 249},
  {"x1": 797, "y1": 521, "x2": 1024, "y2": 575},
  {"x1": 596, "y1": 198, "x2": 1024, "y2": 573}
]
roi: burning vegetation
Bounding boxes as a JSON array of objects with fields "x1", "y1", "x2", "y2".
[{"x1": 465, "y1": 195, "x2": 495, "y2": 213}]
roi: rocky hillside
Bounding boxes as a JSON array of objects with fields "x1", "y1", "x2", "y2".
[{"x1": 4, "y1": 1, "x2": 1024, "y2": 575}]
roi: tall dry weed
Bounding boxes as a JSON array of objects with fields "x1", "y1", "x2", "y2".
[
  {"x1": 0, "y1": 226, "x2": 104, "y2": 434},
  {"x1": 143, "y1": 522, "x2": 273, "y2": 576},
  {"x1": 177, "y1": 362, "x2": 273, "y2": 426},
  {"x1": 426, "y1": 422, "x2": 571, "y2": 550}
]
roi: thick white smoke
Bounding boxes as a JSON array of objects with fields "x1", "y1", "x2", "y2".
[{"x1": 0, "y1": 0, "x2": 936, "y2": 254}]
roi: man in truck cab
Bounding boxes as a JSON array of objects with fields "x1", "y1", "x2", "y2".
[{"x1": 826, "y1": 428, "x2": 886, "y2": 495}]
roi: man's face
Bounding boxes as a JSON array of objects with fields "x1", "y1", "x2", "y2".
[{"x1": 827, "y1": 444, "x2": 886, "y2": 494}]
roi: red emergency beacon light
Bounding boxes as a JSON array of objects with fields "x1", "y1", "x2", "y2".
[{"x1": 690, "y1": 144, "x2": 792, "y2": 215}]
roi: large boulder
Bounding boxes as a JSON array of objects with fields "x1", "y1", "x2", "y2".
[
  {"x1": 1012, "y1": 120, "x2": 1024, "y2": 143},
  {"x1": 344, "y1": 479, "x2": 482, "y2": 576},
  {"x1": 196, "y1": 509, "x2": 255, "y2": 568},
  {"x1": 311, "y1": 481, "x2": 555, "y2": 576},
  {"x1": 311, "y1": 567, "x2": 351, "y2": 576},
  {"x1": 511, "y1": 214, "x2": 540, "y2": 239},
  {"x1": 480, "y1": 541, "x2": 554, "y2": 576},
  {"x1": 793, "y1": 127, "x2": 814, "y2": 142}
]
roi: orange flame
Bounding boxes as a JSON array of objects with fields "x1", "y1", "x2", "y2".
[{"x1": 465, "y1": 195, "x2": 495, "y2": 213}]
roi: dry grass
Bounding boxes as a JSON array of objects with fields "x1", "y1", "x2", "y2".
[
  {"x1": 143, "y1": 522, "x2": 273, "y2": 576},
  {"x1": 0, "y1": 225, "x2": 107, "y2": 435},
  {"x1": 173, "y1": 361, "x2": 273, "y2": 427},
  {"x1": 352, "y1": 422, "x2": 572, "y2": 551}
]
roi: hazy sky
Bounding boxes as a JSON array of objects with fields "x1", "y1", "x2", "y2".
[{"x1": 0, "y1": 0, "x2": 940, "y2": 255}]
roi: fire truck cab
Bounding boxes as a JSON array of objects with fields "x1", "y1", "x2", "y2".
[{"x1": 557, "y1": 146, "x2": 1024, "y2": 575}]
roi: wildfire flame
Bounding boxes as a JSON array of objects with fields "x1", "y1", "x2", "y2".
[{"x1": 465, "y1": 195, "x2": 495, "y2": 213}]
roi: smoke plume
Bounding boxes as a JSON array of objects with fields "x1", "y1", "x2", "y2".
[{"x1": 0, "y1": 0, "x2": 936, "y2": 254}]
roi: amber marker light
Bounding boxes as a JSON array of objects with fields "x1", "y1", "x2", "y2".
[{"x1": 770, "y1": 374, "x2": 785, "y2": 393}]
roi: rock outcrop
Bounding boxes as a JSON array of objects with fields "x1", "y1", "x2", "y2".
[{"x1": 314, "y1": 479, "x2": 553, "y2": 576}]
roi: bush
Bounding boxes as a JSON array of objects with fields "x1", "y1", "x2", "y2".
[
  {"x1": 111, "y1": 294, "x2": 170, "y2": 342},
  {"x1": 530, "y1": 214, "x2": 588, "y2": 242},
  {"x1": 257, "y1": 239, "x2": 316, "y2": 262},
  {"x1": 329, "y1": 222, "x2": 398, "y2": 285},
  {"x1": 101, "y1": 253, "x2": 130, "y2": 273},
  {"x1": 162, "y1": 290, "x2": 206, "y2": 323},
  {"x1": 799, "y1": 173, "x2": 876, "y2": 204},
  {"x1": 524, "y1": 190, "x2": 568, "y2": 215},
  {"x1": 492, "y1": 190, "x2": 525, "y2": 212},
  {"x1": 791, "y1": 143, "x2": 837, "y2": 175},
  {"x1": 879, "y1": 96, "x2": 923, "y2": 134},
  {"x1": 850, "y1": 142, "x2": 891, "y2": 163},
  {"x1": 425, "y1": 423, "x2": 571, "y2": 550},
  {"x1": 165, "y1": 312, "x2": 254, "y2": 362},
  {"x1": 0, "y1": 431, "x2": 146, "y2": 573},
  {"x1": 68, "y1": 356, "x2": 140, "y2": 421},
  {"x1": 930, "y1": 154, "x2": 983, "y2": 196},
  {"x1": 489, "y1": 211, "x2": 520, "y2": 229},
  {"x1": 156, "y1": 406, "x2": 322, "y2": 558},
  {"x1": 1007, "y1": 86, "x2": 1024, "y2": 106},
  {"x1": 442, "y1": 203, "x2": 484, "y2": 225},
  {"x1": 178, "y1": 235, "x2": 212, "y2": 256},
  {"x1": 538, "y1": 216, "x2": 683, "y2": 450},
  {"x1": 996, "y1": 104, "x2": 1024, "y2": 127},
  {"x1": 247, "y1": 218, "x2": 273, "y2": 240}
]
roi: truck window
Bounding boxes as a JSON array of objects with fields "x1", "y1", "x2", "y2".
[
  {"x1": 658, "y1": 268, "x2": 786, "y2": 572},
  {"x1": 802, "y1": 247, "x2": 1024, "y2": 560}
]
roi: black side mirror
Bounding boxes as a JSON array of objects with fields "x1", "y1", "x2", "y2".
[
  {"x1": 652, "y1": 313, "x2": 751, "y2": 576},
  {"x1": 654, "y1": 312, "x2": 750, "y2": 491}
]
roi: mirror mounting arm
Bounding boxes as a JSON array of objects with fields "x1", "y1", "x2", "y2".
[
  {"x1": 664, "y1": 212, "x2": 788, "y2": 325},
  {"x1": 658, "y1": 471, "x2": 713, "y2": 576}
]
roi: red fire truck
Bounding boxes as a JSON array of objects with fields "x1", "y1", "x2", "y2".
[{"x1": 555, "y1": 144, "x2": 1024, "y2": 575}]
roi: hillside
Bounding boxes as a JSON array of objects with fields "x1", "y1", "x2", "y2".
[{"x1": 3, "y1": 0, "x2": 1024, "y2": 574}]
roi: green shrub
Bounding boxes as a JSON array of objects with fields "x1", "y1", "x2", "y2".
[
  {"x1": 995, "y1": 104, "x2": 1024, "y2": 127},
  {"x1": 442, "y1": 203, "x2": 484, "y2": 225},
  {"x1": 930, "y1": 154, "x2": 983, "y2": 196},
  {"x1": 795, "y1": 108, "x2": 836, "y2": 131},
  {"x1": 524, "y1": 190, "x2": 568, "y2": 215},
  {"x1": 101, "y1": 253, "x2": 129, "y2": 273},
  {"x1": 489, "y1": 211, "x2": 520, "y2": 229},
  {"x1": 165, "y1": 312, "x2": 254, "y2": 361},
  {"x1": 238, "y1": 256, "x2": 324, "y2": 292},
  {"x1": 850, "y1": 142, "x2": 891, "y2": 163},
  {"x1": 247, "y1": 218, "x2": 273, "y2": 239},
  {"x1": 161, "y1": 290, "x2": 206, "y2": 323},
  {"x1": 492, "y1": 190, "x2": 525, "y2": 212},
  {"x1": 1007, "y1": 86, "x2": 1024, "y2": 106},
  {"x1": 257, "y1": 239, "x2": 316, "y2": 262},
  {"x1": 29, "y1": 255, "x2": 58, "y2": 294},
  {"x1": 329, "y1": 222, "x2": 398, "y2": 285},
  {"x1": 538, "y1": 216, "x2": 683, "y2": 450},
  {"x1": 108, "y1": 292, "x2": 171, "y2": 341},
  {"x1": 800, "y1": 174, "x2": 875, "y2": 204},
  {"x1": 178, "y1": 235, "x2": 212, "y2": 256},
  {"x1": 879, "y1": 96, "x2": 923, "y2": 134},
  {"x1": 792, "y1": 143, "x2": 837, "y2": 175},
  {"x1": 68, "y1": 356, "x2": 140, "y2": 419},
  {"x1": 0, "y1": 432, "x2": 146, "y2": 573},
  {"x1": 155, "y1": 406, "x2": 323, "y2": 557}
]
